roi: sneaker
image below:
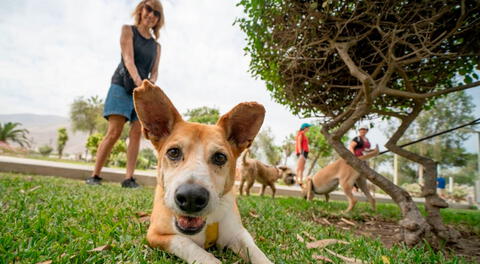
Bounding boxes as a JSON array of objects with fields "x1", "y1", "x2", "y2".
[
  {"x1": 86, "y1": 175, "x2": 102, "y2": 185},
  {"x1": 121, "y1": 178, "x2": 140, "y2": 188}
]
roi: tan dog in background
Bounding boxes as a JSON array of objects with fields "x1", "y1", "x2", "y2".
[
  {"x1": 133, "y1": 80, "x2": 272, "y2": 264},
  {"x1": 303, "y1": 147, "x2": 379, "y2": 212},
  {"x1": 238, "y1": 150, "x2": 295, "y2": 198}
]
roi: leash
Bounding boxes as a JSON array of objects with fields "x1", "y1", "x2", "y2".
[{"x1": 379, "y1": 118, "x2": 480, "y2": 155}]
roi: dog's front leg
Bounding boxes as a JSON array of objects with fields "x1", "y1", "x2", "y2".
[
  {"x1": 227, "y1": 228, "x2": 273, "y2": 264},
  {"x1": 149, "y1": 233, "x2": 221, "y2": 264}
]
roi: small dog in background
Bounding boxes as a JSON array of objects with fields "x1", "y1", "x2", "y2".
[{"x1": 238, "y1": 149, "x2": 295, "y2": 198}]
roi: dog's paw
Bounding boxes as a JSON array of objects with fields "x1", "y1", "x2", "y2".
[{"x1": 192, "y1": 254, "x2": 221, "y2": 264}]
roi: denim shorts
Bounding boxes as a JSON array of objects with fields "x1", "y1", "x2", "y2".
[{"x1": 103, "y1": 83, "x2": 138, "y2": 122}]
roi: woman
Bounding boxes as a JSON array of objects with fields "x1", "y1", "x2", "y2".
[
  {"x1": 295, "y1": 123, "x2": 311, "y2": 186},
  {"x1": 348, "y1": 126, "x2": 371, "y2": 157},
  {"x1": 86, "y1": 0, "x2": 164, "y2": 188}
]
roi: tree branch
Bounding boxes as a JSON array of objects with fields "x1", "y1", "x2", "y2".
[{"x1": 381, "y1": 81, "x2": 480, "y2": 99}]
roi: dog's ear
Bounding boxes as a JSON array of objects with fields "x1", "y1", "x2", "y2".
[
  {"x1": 133, "y1": 80, "x2": 182, "y2": 141},
  {"x1": 216, "y1": 102, "x2": 265, "y2": 156}
]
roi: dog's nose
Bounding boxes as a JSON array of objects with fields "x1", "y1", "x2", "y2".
[{"x1": 174, "y1": 184, "x2": 209, "y2": 213}]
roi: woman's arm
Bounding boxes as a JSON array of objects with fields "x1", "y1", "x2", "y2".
[
  {"x1": 348, "y1": 141, "x2": 357, "y2": 153},
  {"x1": 120, "y1": 25, "x2": 142, "y2": 87},
  {"x1": 295, "y1": 133, "x2": 301, "y2": 153},
  {"x1": 149, "y1": 44, "x2": 161, "y2": 84}
]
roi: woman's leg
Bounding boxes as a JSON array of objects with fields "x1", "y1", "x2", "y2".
[
  {"x1": 91, "y1": 115, "x2": 126, "y2": 176},
  {"x1": 125, "y1": 120, "x2": 142, "y2": 179},
  {"x1": 296, "y1": 156, "x2": 306, "y2": 185}
]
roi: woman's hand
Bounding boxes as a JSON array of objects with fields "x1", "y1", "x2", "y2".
[{"x1": 134, "y1": 78, "x2": 143, "y2": 87}]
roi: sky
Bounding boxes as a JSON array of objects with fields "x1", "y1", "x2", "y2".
[{"x1": 0, "y1": 0, "x2": 479, "y2": 153}]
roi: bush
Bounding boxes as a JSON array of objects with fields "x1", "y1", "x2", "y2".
[
  {"x1": 447, "y1": 185, "x2": 471, "y2": 202},
  {"x1": 137, "y1": 148, "x2": 157, "y2": 169},
  {"x1": 38, "y1": 145, "x2": 53, "y2": 157},
  {"x1": 85, "y1": 133, "x2": 103, "y2": 160}
]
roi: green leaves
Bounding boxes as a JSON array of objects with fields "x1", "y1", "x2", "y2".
[
  {"x1": 0, "y1": 122, "x2": 30, "y2": 148},
  {"x1": 183, "y1": 106, "x2": 220, "y2": 125}
]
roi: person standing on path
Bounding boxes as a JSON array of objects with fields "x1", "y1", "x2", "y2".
[
  {"x1": 85, "y1": 0, "x2": 164, "y2": 188},
  {"x1": 349, "y1": 127, "x2": 371, "y2": 157},
  {"x1": 295, "y1": 123, "x2": 311, "y2": 186},
  {"x1": 349, "y1": 126, "x2": 372, "y2": 192}
]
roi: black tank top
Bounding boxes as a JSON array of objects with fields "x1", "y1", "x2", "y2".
[{"x1": 111, "y1": 25, "x2": 157, "y2": 86}]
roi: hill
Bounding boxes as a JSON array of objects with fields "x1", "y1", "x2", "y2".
[{"x1": 0, "y1": 113, "x2": 88, "y2": 156}]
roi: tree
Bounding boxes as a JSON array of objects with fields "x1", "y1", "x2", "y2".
[
  {"x1": 280, "y1": 134, "x2": 295, "y2": 165},
  {"x1": 450, "y1": 153, "x2": 478, "y2": 186},
  {"x1": 184, "y1": 106, "x2": 220, "y2": 125},
  {"x1": 389, "y1": 91, "x2": 475, "y2": 166},
  {"x1": 256, "y1": 127, "x2": 282, "y2": 165},
  {"x1": 0, "y1": 122, "x2": 30, "y2": 148},
  {"x1": 56, "y1": 127, "x2": 69, "y2": 159},
  {"x1": 305, "y1": 125, "x2": 334, "y2": 175},
  {"x1": 237, "y1": 0, "x2": 480, "y2": 245},
  {"x1": 70, "y1": 96, "x2": 104, "y2": 136}
]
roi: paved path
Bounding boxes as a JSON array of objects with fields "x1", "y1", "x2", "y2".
[{"x1": 0, "y1": 155, "x2": 472, "y2": 209}]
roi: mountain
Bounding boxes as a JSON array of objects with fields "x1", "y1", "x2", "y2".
[
  {"x1": 0, "y1": 113, "x2": 154, "y2": 158},
  {"x1": 0, "y1": 113, "x2": 88, "y2": 156}
]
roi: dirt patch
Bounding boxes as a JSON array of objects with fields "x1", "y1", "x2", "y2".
[{"x1": 312, "y1": 215, "x2": 480, "y2": 263}]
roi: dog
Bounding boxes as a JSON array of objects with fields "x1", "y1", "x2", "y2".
[
  {"x1": 302, "y1": 146, "x2": 379, "y2": 212},
  {"x1": 238, "y1": 150, "x2": 295, "y2": 198},
  {"x1": 133, "y1": 80, "x2": 272, "y2": 264}
]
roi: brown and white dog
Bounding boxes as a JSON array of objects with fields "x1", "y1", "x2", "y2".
[
  {"x1": 238, "y1": 150, "x2": 295, "y2": 198},
  {"x1": 302, "y1": 147, "x2": 379, "y2": 212},
  {"x1": 133, "y1": 80, "x2": 272, "y2": 264}
]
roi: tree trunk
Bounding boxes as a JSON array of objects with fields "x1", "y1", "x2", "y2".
[
  {"x1": 307, "y1": 153, "x2": 320, "y2": 176},
  {"x1": 384, "y1": 104, "x2": 459, "y2": 242}
]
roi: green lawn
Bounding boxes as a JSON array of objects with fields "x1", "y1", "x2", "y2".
[{"x1": 1, "y1": 172, "x2": 478, "y2": 264}]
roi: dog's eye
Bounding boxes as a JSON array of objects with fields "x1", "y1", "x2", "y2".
[
  {"x1": 211, "y1": 152, "x2": 227, "y2": 166},
  {"x1": 166, "y1": 147, "x2": 182, "y2": 161}
]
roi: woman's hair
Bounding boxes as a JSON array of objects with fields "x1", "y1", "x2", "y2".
[{"x1": 132, "y1": 0, "x2": 165, "y2": 39}]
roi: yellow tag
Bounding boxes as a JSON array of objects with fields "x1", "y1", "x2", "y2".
[{"x1": 204, "y1": 222, "x2": 219, "y2": 249}]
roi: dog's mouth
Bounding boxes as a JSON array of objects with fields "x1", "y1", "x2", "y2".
[
  {"x1": 284, "y1": 177, "x2": 296, "y2": 185},
  {"x1": 174, "y1": 215, "x2": 206, "y2": 235}
]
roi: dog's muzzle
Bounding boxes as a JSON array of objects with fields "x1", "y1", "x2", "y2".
[
  {"x1": 174, "y1": 183, "x2": 209, "y2": 235},
  {"x1": 283, "y1": 174, "x2": 296, "y2": 185}
]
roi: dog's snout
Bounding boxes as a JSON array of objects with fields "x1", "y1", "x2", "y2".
[{"x1": 174, "y1": 184, "x2": 209, "y2": 213}]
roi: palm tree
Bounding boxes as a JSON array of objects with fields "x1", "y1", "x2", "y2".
[{"x1": 0, "y1": 122, "x2": 31, "y2": 148}]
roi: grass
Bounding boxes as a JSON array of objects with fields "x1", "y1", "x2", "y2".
[{"x1": 1, "y1": 172, "x2": 479, "y2": 264}]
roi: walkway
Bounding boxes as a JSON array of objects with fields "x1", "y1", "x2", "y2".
[{"x1": 0, "y1": 155, "x2": 472, "y2": 209}]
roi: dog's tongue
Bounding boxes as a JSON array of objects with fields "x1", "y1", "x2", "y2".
[{"x1": 177, "y1": 216, "x2": 205, "y2": 229}]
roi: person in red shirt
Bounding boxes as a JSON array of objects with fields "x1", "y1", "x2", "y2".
[{"x1": 295, "y1": 123, "x2": 311, "y2": 186}]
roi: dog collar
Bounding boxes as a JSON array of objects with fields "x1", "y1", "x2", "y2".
[{"x1": 204, "y1": 222, "x2": 219, "y2": 249}]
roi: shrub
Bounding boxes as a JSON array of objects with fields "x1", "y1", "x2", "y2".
[{"x1": 38, "y1": 145, "x2": 53, "y2": 157}]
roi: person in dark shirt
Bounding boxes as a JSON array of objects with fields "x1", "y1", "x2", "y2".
[
  {"x1": 86, "y1": 0, "x2": 164, "y2": 188},
  {"x1": 349, "y1": 127, "x2": 372, "y2": 157},
  {"x1": 349, "y1": 126, "x2": 372, "y2": 192}
]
